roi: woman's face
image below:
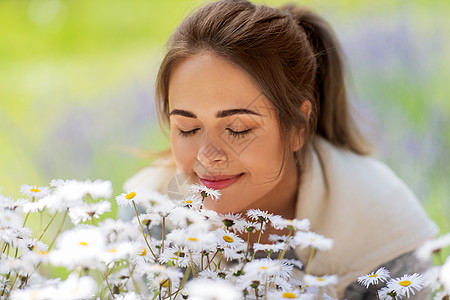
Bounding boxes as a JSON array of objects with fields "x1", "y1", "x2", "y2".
[{"x1": 168, "y1": 52, "x2": 298, "y2": 214}]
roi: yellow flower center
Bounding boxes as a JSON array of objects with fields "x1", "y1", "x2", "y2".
[
  {"x1": 282, "y1": 292, "x2": 297, "y2": 298},
  {"x1": 399, "y1": 280, "x2": 411, "y2": 287},
  {"x1": 138, "y1": 247, "x2": 147, "y2": 256},
  {"x1": 260, "y1": 266, "x2": 268, "y2": 270},
  {"x1": 125, "y1": 192, "x2": 136, "y2": 200},
  {"x1": 185, "y1": 200, "x2": 193, "y2": 204},
  {"x1": 223, "y1": 235, "x2": 234, "y2": 243},
  {"x1": 79, "y1": 242, "x2": 88, "y2": 246},
  {"x1": 317, "y1": 277, "x2": 325, "y2": 282},
  {"x1": 188, "y1": 237, "x2": 198, "y2": 241},
  {"x1": 160, "y1": 279, "x2": 169, "y2": 288},
  {"x1": 30, "y1": 188, "x2": 40, "y2": 192},
  {"x1": 369, "y1": 274, "x2": 378, "y2": 278},
  {"x1": 108, "y1": 249, "x2": 117, "y2": 253}
]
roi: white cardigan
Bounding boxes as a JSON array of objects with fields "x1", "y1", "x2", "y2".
[{"x1": 124, "y1": 136, "x2": 438, "y2": 298}]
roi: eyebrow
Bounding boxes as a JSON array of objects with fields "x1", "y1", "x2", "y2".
[{"x1": 169, "y1": 108, "x2": 261, "y2": 119}]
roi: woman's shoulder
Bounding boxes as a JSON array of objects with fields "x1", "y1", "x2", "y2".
[
  {"x1": 294, "y1": 135, "x2": 439, "y2": 296},
  {"x1": 312, "y1": 135, "x2": 415, "y2": 198}
]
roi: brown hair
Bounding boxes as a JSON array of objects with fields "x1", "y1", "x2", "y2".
[{"x1": 155, "y1": 0, "x2": 370, "y2": 168}]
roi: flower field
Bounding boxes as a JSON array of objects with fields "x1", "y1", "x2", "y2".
[{"x1": 1, "y1": 182, "x2": 449, "y2": 299}]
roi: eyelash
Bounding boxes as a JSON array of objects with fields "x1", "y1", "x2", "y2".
[{"x1": 178, "y1": 128, "x2": 252, "y2": 138}]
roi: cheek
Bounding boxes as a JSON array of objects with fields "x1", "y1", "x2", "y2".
[
  {"x1": 171, "y1": 135, "x2": 198, "y2": 173},
  {"x1": 240, "y1": 129, "x2": 284, "y2": 173}
]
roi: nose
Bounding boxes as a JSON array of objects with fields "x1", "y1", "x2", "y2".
[{"x1": 196, "y1": 139, "x2": 228, "y2": 170}]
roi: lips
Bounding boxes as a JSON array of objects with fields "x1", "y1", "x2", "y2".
[{"x1": 198, "y1": 173, "x2": 243, "y2": 190}]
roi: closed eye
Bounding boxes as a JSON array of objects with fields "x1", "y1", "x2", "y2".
[
  {"x1": 178, "y1": 128, "x2": 200, "y2": 137},
  {"x1": 178, "y1": 128, "x2": 252, "y2": 138},
  {"x1": 227, "y1": 128, "x2": 252, "y2": 138}
]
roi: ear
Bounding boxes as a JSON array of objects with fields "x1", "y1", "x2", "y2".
[{"x1": 291, "y1": 100, "x2": 312, "y2": 152}]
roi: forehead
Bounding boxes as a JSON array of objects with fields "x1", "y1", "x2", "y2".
[{"x1": 168, "y1": 52, "x2": 271, "y2": 112}]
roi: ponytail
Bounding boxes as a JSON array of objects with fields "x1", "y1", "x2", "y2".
[{"x1": 281, "y1": 5, "x2": 371, "y2": 155}]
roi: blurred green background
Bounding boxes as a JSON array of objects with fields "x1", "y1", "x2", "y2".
[{"x1": 0, "y1": 0, "x2": 449, "y2": 236}]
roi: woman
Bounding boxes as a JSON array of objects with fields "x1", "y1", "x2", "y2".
[{"x1": 125, "y1": 0, "x2": 438, "y2": 298}]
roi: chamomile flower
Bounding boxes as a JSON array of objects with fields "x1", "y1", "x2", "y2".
[
  {"x1": 357, "y1": 267, "x2": 390, "y2": 288},
  {"x1": 416, "y1": 233, "x2": 450, "y2": 261},
  {"x1": 199, "y1": 269, "x2": 226, "y2": 280},
  {"x1": 54, "y1": 273, "x2": 97, "y2": 300},
  {"x1": 244, "y1": 258, "x2": 292, "y2": 280},
  {"x1": 303, "y1": 274, "x2": 338, "y2": 287},
  {"x1": 253, "y1": 242, "x2": 285, "y2": 254},
  {"x1": 53, "y1": 179, "x2": 112, "y2": 203},
  {"x1": 132, "y1": 212, "x2": 161, "y2": 229},
  {"x1": 98, "y1": 218, "x2": 140, "y2": 243},
  {"x1": 433, "y1": 291, "x2": 450, "y2": 300},
  {"x1": 0, "y1": 255, "x2": 35, "y2": 276},
  {"x1": 246, "y1": 208, "x2": 275, "y2": 223},
  {"x1": 185, "y1": 278, "x2": 241, "y2": 300},
  {"x1": 0, "y1": 195, "x2": 27, "y2": 210},
  {"x1": 116, "y1": 188, "x2": 152, "y2": 207},
  {"x1": 168, "y1": 206, "x2": 210, "y2": 231},
  {"x1": 68, "y1": 200, "x2": 111, "y2": 224},
  {"x1": 270, "y1": 216, "x2": 310, "y2": 231},
  {"x1": 20, "y1": 184, "x2": 51, "y2": 199},
  {"x1": 378, "y1": 287, "x2": 401, "y2": 299},
  {"x1": 293, "y1": 231, "x2": 334, "y2": 251},
  {"x1": 177, "y1": 194, "x2": 203, "y2": 210},
  {"x1": 159, "y1": 246, "x2": 197, "y2": 268},
  {"x1": 386, "y1": 273, "x2": 425, "y2": 298},
  {"x1": 282, "y1": 258, "x2": 304, "y2": 270},
  {"x1": 130, "y1": 241, "x2": 156, "y2": 265},
  {"x1": 10, "y1": 285, "x2": 56, "y2": 300},
  {"x1": 0, "y1": 227, "x2": 32, "y2": 249},
  {"x1": 190, "y1": 184, "x2": 221, "y2": 201},
  {"x1": 141, "y1": 264, "x2": 184, "y2": 290},
  {"x1": 215, "y1": 229, "x2": 245, "y2": 250},
  {"x1": 166, "y1": 228, "x2": 216, "y2": 253},
  {"x1": 0, "y1": 209, "x2": 22, "y2": 228},
  {"x1": 218, "y1": 213, "x2": 247, "y2": 233},
  {"x1": 268, "y1": 289, "x2": 316, "y2": 299},
  {"x1": 114, "y1": 292, "x2": 143, "y2": 300},
  {"x1": 99, "y1": 242, "x2": 134, "y2": 265},
  {"x1": 49, "y1": 226, "x2": 106, "y2": 268},
  {"x1": 441, "y1": 257, "x2": 450, "y2": 292}
]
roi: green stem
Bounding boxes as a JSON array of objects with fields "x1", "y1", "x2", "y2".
[
  {"x1": 103, "y1": 271, "x2": 115, "y2": 299},
  {"x1": 173, "y1": 266, "x2": 191, "y2": 299},
  {"x1": 243, "y1": 231, "x2": 251, "y2": 267},
  {"x1": 189, "y1": 251, "x2": 197, "y2": 277},
  {"x1": 204, "y1": 250, "x2": 219, "y2": 270},
  {"x1": 305, "y1": 247, "x2": 316, "y2": 274},
  {"x1": 48, "y1": 208, "x2": 68, "y2": 250},
  {"x1": 132, "y1": 201, "x2": 158, "y2": 261},
  {"x1": 250, "y1": 221, "x2": 265, "y2": 262},
  {"x1": 161, "y1": 217, "x2": 165, "y2": 253},
  {"x1": 277, "y1": 228, "x2": 293, "y2": 260},
  {"x1": 215, "y1": 251, "x2": 224, "y2": 272},
  {"x1": 374, "y1": 283, "x2": 380, "y2": 300},
  {"x1": 38, "y1": 211, "x2": 58, "y2": 240}
]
